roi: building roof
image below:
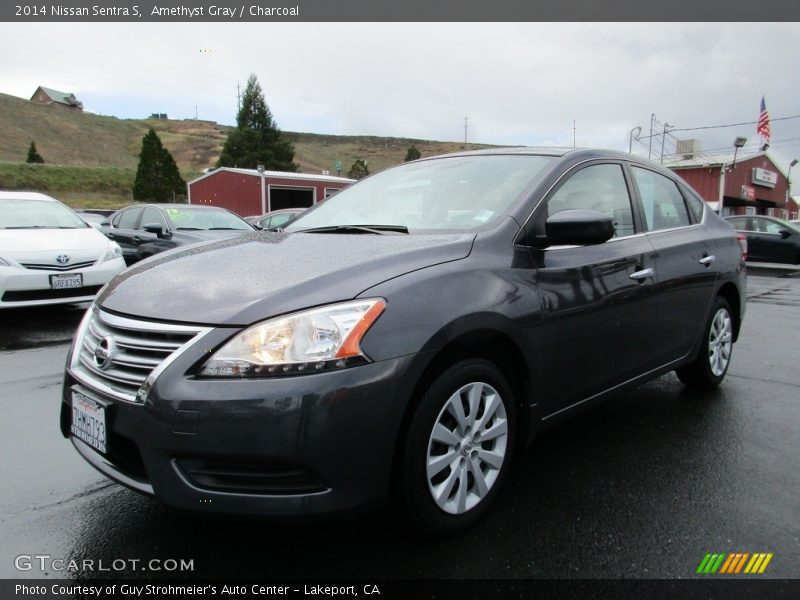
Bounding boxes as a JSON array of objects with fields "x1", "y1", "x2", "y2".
[
  {"x1": 664, "y1": 150, "x2": 790, "y2": 179},
  {"x1": 188, "y1": 167, "x2": 355, "y2": 186},
  {"x1": 33, "y1": 86, "x2": 82, "y2": 107}
]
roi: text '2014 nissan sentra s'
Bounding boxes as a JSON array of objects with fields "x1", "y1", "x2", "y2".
[{"x1": 61, "y1": 148, "x2": 746, "y2": 534}]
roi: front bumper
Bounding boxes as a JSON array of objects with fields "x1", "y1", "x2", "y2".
[
  {"x1": 0, "y1": 258, "x2": 125, "y2": 308},
  {"x1": 61, "y1": 353, "x2": 421, "y2": 517}
]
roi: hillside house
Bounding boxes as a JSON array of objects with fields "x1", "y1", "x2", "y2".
[{"x1": 30, "y1": 86, "x2": 83, "y2": 112}]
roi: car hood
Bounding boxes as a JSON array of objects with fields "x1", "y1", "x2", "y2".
[
  {"x1": 98, "y1": 231, "x2": 475, "y2": 325},
  {"x1": 0, "y1": 228, "x2": 110, "y2": 254}
]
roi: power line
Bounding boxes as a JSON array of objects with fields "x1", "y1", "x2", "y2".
[{"x1": 670, "y1": 114, "x2": 800, "y2": 133}]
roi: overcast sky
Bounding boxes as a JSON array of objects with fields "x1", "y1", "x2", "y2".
[{"x1": 1, "y1": 22, "x2": 799, "y2": 172}]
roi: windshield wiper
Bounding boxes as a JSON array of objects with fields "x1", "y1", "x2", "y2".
[
  {"x1": 3, "y1": 225, "x2": 50, "y2": 229},
  {"x1": 208, "y1": 227, "x2": 242, "y2": 230},
  {"x1": 175, "y1": 227, "x2": 203, "y2": 230},
  {"x1": 293, "y1": 224, "x2": 409, "y2": 235}
]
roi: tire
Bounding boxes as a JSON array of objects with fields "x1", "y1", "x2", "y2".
[
  {"x1": 398, "y1": 358, "x2": 516, "y2": 535},
  {"x1": 676, "y1": 296, "x2": 734, "y2": 390}
]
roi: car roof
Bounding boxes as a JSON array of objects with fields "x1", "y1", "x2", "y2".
[
  {"x1": 418, "y1": 147, "x2": 634, "y2": 161},
  {"x1": 0, "y1": 191, "x2": 59, "y2": 202},
  {"x1": 125, "y1": 203, "x2": 228, "y2": 210},
  {"x1": 413, "y1": 147, "x2": 676, "y2": 173}
]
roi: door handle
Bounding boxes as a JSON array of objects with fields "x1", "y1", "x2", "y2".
[
  {"x1": 699, "y1": 254, "x2": 716, "y2": 266},
  {"x1": 630, "y1": 268, "x2": 655, "y2": 281}
]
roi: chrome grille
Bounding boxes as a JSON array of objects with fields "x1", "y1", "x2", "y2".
[
  {"x1": 22, "y1": 260, "x2": 97, "y2": 271},
  {"x1": 71, "y1": 309, "x2": 210, "y2": 403}
]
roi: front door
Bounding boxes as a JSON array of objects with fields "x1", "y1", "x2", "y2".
[{"x1": 527, "y1": 162, "x2": 658, "y2": 414}]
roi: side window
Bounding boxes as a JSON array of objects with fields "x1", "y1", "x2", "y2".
[
  {"x1": 111, "y1": 211, "x2": 122, "y2": 227},
  {"x1": 140, "y1": 207, "x2": 167, "y2": 230},
  {"x1": 270, "y1": 213, "x2": 293, "y2": 228},
  {"x1": 763, "y1": 220, "x2": 784, "y2": 234},
  {"x1": 632, "y1": 167, "x2": 691, "y2": 232},
  {"x1": 117, "y1": 207, "x2": 141, "y2": 230},
  {"x1": 680, "y1": 185, "x2": 706, "y2": 222},
  {"x1": 546, "y1": 164, "x2": 635, "y2": 237},
  {"x1": 727, "y1": 218, "x2": 746, "y2": 230}
]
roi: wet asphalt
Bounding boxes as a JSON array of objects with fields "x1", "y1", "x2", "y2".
[{"x1": 0, "y1": 270, "x2": 799, "y2": 581}]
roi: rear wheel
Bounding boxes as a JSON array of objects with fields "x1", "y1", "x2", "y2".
[
  {"x1": 676, "y1": 296, "x2": 734, "y2": 390},
  {"x1": 398, "y1": 359, "x2": 516, "y2": 535}
]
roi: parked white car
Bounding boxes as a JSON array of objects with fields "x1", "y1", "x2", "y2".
[{"x1": 0, "y1": 191, "x2": 126, "y2": 308}]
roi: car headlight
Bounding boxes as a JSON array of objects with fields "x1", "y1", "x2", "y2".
[
  {"x1": 200, "y1": 298, "x2": 386, "y2": 377},
  {"x1": 100, "y1": 242, "x2": 123, "y2": 262}
]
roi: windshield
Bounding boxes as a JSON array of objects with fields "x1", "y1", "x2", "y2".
[
  {"x1": 164, "y1": 207, "x2": 252, "y2": 230},
  {"x1": 0, "y1": 199, "x2": 89, "y2": 230},
  {"x1": 286, "y1": 155, "x2": 551, "y2": 233}
]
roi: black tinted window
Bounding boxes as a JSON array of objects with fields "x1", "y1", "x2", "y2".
[
  {"x1": 547, "y1": 164, "x2": 635, "y2": 237},
  {"x1": 141, "y1": 207, "x2": 167, "y2": 230},
  {"x1": 117, "y1": 207, "x2": 142, "y2": 229},
  {"x1": 632, "y1": 168, "x2": 691, "y2": 231}
]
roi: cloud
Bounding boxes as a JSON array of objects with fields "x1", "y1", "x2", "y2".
[{"x1": 0, "y1": 22, "x2": 798, "y2": 167}]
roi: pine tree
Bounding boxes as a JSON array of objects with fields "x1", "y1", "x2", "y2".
[
  {"x1": 26, "y1": 141, "x2": 44, "y2": 164},
  {"x1": 217, "y1": 74, "x2": 298, "y2": 172},
  {"x1": 133, "y1": 129, "x2": 186, "y2": 201},
  {"x1": 348, "y1": 159, "x2": 369, "y2": 179},
  {"x1": 404, "y1": 145, "x2": 421, "y2": 162}
]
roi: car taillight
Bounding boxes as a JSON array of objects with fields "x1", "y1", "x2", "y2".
[{"x1": 736, "y1": 232, "x2": 748, "y2": 261}]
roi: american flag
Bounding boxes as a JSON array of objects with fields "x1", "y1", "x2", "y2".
[{"x1": 757, "y1": 96, "x2": 771, "y2": 143}]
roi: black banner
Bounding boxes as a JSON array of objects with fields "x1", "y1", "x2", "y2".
[
  {"x1": 3, "y1": 579, "x2": 800, "y2": 600},
  {"x1": 3, "y1": 0, "x2": 800, "y2": 22}
]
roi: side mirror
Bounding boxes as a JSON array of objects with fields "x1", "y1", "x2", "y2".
[
  {"x1": 779, "y1": 229, "x2": 792, "y2": 239},
  {"x1": 545, "y1": 209, "x2": 615, "y2": 247},
  {"x1": 142, "y1": 223, "x2": 170, "y2": 238}
]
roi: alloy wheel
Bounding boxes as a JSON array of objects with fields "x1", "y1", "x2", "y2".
[
  {"x1": 708, "y1": 307, "x2": 733, "y2": 377},
  {"x1": 425, "y1": 382, "x2": 509, "y2": 515}
]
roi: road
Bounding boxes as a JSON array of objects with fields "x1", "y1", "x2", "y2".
[{"x1": 1, "y1": 273, "x2": 799, "y2": 580}]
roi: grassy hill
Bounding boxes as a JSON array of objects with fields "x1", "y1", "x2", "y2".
[{"x1": 0, "y1": 92, "x2": 496, "y2": 208}]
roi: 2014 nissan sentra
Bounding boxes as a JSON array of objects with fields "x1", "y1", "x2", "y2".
[{"x1": 61, "y1": 148, "x2": 746, "y2": 534}]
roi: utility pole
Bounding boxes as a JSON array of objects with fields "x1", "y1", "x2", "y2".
[
  {"x1": 464, "y1": 116, "x2": 468, "y2": 144},
  {"x1": 660, "y1": 122, "x2": 671, "y2": 164},
  {"x1": 236, "y1": 82, "x2": 241, "y2": 113},
  {"x1": 648, "y1": 113, "x2": 656, "y2": 159},
  {"x1": 195, "y1": 105, "x2": 198, "y2": 120},
  {"x1": 573, "y1": 120, "x2": 576, "y2": 148}
]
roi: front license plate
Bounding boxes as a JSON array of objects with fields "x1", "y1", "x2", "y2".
[
  {"x1": 51, "y1": 273, "x2": 82, "y2": 289},
  {"x1": 71, "y1": 391, "x2": 107, "y2": 454}
]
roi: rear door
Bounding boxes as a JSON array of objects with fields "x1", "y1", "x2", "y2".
[
  {"x1": 529, "y1": 162, "x2": 659, "y2": 413},
  {"x1": 630, "y1": 166, "x2": 718, "y2": 365}
]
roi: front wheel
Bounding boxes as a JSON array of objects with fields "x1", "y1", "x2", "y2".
[
  {"x1": 398, "y1": 359, "x2": 516, "y2": 535},
  {"x1": 676, "y1": 297, "x2": 734, "y2": 390}
]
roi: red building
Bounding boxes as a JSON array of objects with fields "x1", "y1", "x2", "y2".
[
  {"x1": 187, "y1": 168, "x2": 354, "y2": 217},
  {"x1": 665, "y1": 151, "x2": 795, "y2": 219}
]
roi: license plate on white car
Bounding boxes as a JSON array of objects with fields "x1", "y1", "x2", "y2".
[
  {"x1": 71, "y1": 391, "x2": 107, "y2": 454},
  {"x1": 51, "y1": 273, "x2": 83, "y2": 289}
]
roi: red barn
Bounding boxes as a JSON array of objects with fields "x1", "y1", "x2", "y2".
[
  {"x1": 665, "y1": 151, "x2": 794, "y2": 219},
  {"x1": 187, "y1": 168, "x2": 355, "y2": 217}
]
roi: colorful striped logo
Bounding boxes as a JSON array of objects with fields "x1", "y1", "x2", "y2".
[{"x1": 696, "y1": 553, "x2": 773, "y2": 574}]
